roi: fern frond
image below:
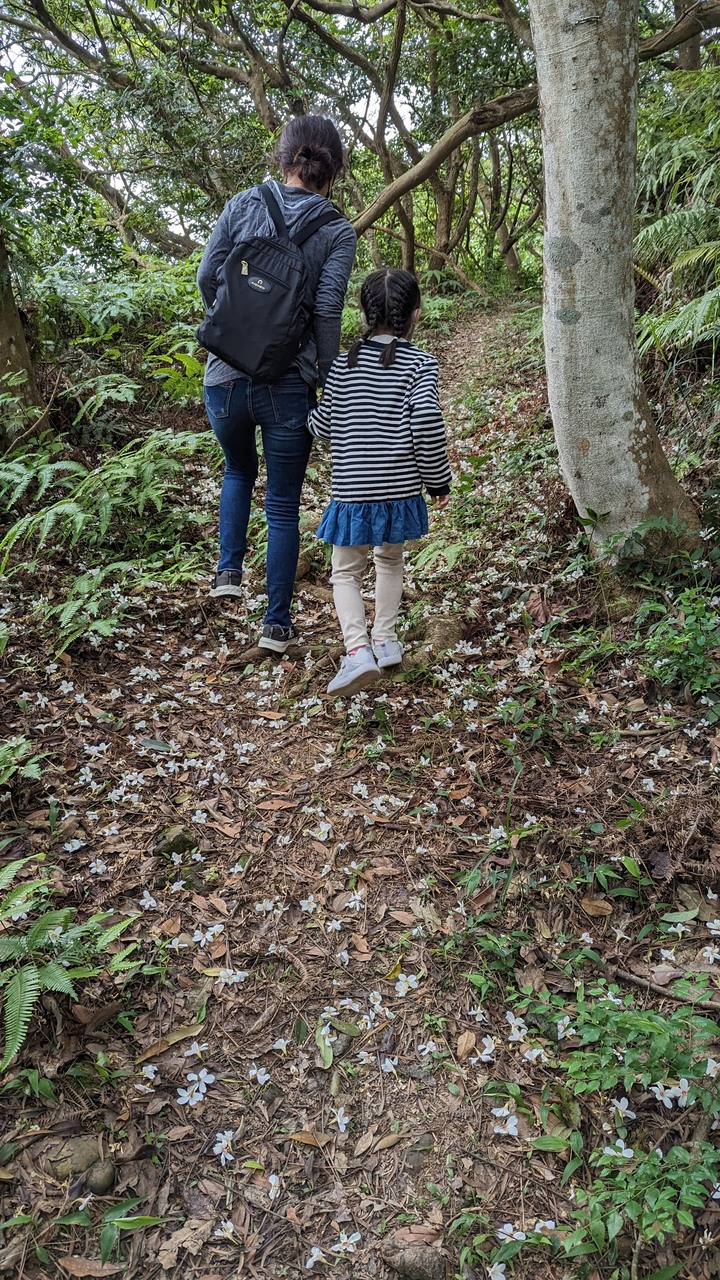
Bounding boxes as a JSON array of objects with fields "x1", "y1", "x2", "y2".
[
  {"x1": 637, "y1": 285, "x2": 720, "y2": 355},
  {"x1": 633, "y1": 263, "x2": 663, "y2": 290},
  {"x1": 93, "y1": 915, "x2": 139, "y2": 950},
  {"x1": 0, "y1": 858, "x2": 35, "y2": 894},
  {"x1": 1, "y1": 964, "x2": 41, "y2": 1071},
  {"x1": 34, "y1": 460, "x2": 88, "y2": 503},
  {"x1": 0, "y1": 937, "x2": 28, "y2": 963},
  {"x1": 36, "y1": 963, "x2": 77, "y2": 998},
  {"x1": 0, "y1": 879, "x2": 51, "y2": 924},
  {"x1": 671, "y1": 240, "x2": 720, "y2": 274},
  {"x1": 25, "y1": 909, "x2": 74, "y2": 950},
  {"x1": 635, "y1": 207, "x2": 718, "y2": 270}
]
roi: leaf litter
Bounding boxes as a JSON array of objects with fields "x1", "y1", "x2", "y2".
[{"x1": 0, "y1": 308, "x2": 720, "y2": 1278}]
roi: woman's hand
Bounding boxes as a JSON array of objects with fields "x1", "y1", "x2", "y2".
[{"x1": 432, "y1": 493, "x2": 450, "y2": 510}]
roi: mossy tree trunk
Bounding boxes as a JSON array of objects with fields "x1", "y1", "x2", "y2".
[{"x1": 528, "y1": 0, "x2": 699, "y2": 548}]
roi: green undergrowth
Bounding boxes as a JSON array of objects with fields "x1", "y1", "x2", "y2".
[
  {"x1": 445, "y1": 879, "x2": 720, "y2": 1278},
  {"x1": 0, "y1": 858, "x2": 139, "y2": 1071}
]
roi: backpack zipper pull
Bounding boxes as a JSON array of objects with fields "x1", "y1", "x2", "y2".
[{"x1": 241, "y1": 260, "x2": 249, "y2": 275}]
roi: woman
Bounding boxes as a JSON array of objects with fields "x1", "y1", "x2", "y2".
[{"x1": 198, "y1": 115, "x2": 357, "y2": 653}]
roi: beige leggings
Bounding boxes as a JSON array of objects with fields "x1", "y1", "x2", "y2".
[{"x1": 330, "y1": 543, "x2": 405, "y2": 652}]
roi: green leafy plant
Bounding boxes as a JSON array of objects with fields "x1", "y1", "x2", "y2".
[
  {"x1": 0, "y1": 428, "x2": 217, "y2": 566},
  {"x1": 0, "y1": 858, "x2": 138, "y2": 1071},
  {"x1": 516, "y1": 983, "x2": 720, "y2": 1099},
  {"x1": 41, "y1": 549, "x2": 208, "y2": 653},
  {"x1": 637, "y1": 586, "x2": 720, "y2": 694},
  {"x1": 570, "y1": 1142, "x2": 720, "y2": 1255},
  {"x1": 97, "y1": 1197, "x2": 166, "y2": 1263},
  {"x1": 0, "y1": 736, "x2": 47, "y2": 790},
  {"x1": 636, "y1": 68, "x2": 720, "y2": 361}
]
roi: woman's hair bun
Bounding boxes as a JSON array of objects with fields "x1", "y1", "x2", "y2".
[{"x1": 276, "y1": 116, "x2": 345, "y2": 191}]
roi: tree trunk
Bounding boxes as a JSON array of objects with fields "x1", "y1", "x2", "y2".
[
  {"x1": 674, "y1": 0, "x2": 701, "y2": 69},
  {"x1": 0, "y1": 233, "x2": 44, "y2": 445},
  {"x1": 430, "y1": 184, "x2": 453, "y2": 272},
  {"x1": 498, "y1": 225, "x2": 523, "y2": 288},
  {"x1": 398, "y1": 194, "x2": 416, "y2": 273},
  {"x1": 528, "y1": 0, "x2": 698, "y2": 546}
]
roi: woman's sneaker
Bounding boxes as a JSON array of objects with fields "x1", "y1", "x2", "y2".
[
  {"x1": 258, "y1": 624, "x2": 299, "y2": 654},
  {"x1": 372, "y1": 639, "x2": 404, "y2": 668},
  {"x1": 328, "y1": 646, "x2": 381, "y2": 697},
  {"x1": 209, "y1": 570, "x2": 243, "y2": 599}
]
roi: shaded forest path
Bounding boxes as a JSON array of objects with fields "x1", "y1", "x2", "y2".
[{"x1": 3, "y1": 305, "x2": 720, "y2": 1280}]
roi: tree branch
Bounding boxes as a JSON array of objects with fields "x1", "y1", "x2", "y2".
[
  {"x1": 282, "y1": 0, "x2": 422, "y2": 164},
  {"x1": 298, "y1": 0, "x2": 501, "y2": 18},
  {"x1": 640, "y1": 0, "x2": 720, "y2": 56},
  {"x1": 494, "y1": 0, "x2": 533, "y2": 47},
  {"x1": 503, "y1": 195, "x2": 542, "y2": 252},
  {"x1": 373, "y1": 224, "x2": 491, "y2": 295},
  {"x1": 292, "y1": 0, "x2": 397, "y2": 19},
  {"x1": 26, "y1": 0, "x2": 131, "y2": 87},
  {"x1": 353, "y1": 84, "x2": 538, "y2": 232},
  {"x1": 376, "y1": 0, "x2": 406, "y2": 147},
  {"x1": 353, "y1": 3, "x2": 720, "y2": 232}
]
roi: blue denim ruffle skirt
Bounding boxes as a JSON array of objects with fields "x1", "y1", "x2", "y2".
[{"x1": 317, "y1": 495, "x2": 429, "y2": 546}]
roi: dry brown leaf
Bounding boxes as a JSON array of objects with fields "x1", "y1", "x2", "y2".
[
  {"x1": 206, "y1": 820, "x2": 244, "y2": 837},
  {"x1": 526, "y1": 592, "x2": 551, "y2": 625},
  {"x1": 456, "y1": 1030, "x2": 476, "y2": 1062},
  {"x1": 256, "y1": 799, "x2": 297, "y2": 811},
  {"x1": 157, "y1": 1219, "x2": 213, "y2": 1270},
  {"x1": 651, "y1": 966, "x2": 684, "y2": 986},
  {"x1": 543, "y1": 658, "x2": 563, "y2": 679},
  {"x1": 286, "y1": 1130, "x2": 332, "y2": 1148},
  {"x1": 391, "y1": 1225, "x2": 443, "y2": 1245},
  {"x1": 135, "y1": 1021, "x2": 205, "y2": 1065},
  {"x1": 354, "y1": 1127, "x2": 378, "y2": 1157},
  {"x1": 159, "y1": 916, "x2": 182, "y2": 937},
  {"x1": 375, "y1": 1132, "x2": 405, "y2": 1151},
  {"x1": 24, "y1": 809, "x2": 51, "y2": 828},
  {"x1": 79, "y1": 1002, "x2": 123, "y2": 1035},
  {"x1": 580, "y1": 896, "x2": 613, "y2": 918},
  {"x1": 59, "y1": 1261, "x2": 123, "y2": 1278},
  {"x1": 519, "y1": 965, "x2": 550, "y2": 993},
  {"x1": 470, "y1": 884, "x2": 497, "y2": 908},
  {"x1": 166, "y1": 1126, "x2": 194, "y2": 1142},
  {"x1": 389, "y1": 910, "x2": 417, "y2": 926},
  {"x1": 409, "y1": 895, "x2": 443, "y2": 934}
]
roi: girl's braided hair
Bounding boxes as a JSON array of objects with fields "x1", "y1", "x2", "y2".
[{"x1": 347, "y1": 268, "x2": 422, "y2": 369}]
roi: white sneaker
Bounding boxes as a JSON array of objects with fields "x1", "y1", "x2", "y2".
[
  {"x1": 373, "y1": 639, "x2": 404, "y2": 669},
  {"x1": 327, "y1": 646, "x2": 381, "y2": 697}
]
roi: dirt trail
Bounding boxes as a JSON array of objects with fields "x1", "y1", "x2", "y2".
[{"x1": 3, "y1": 306, "x2": 718, "y2": 1280}]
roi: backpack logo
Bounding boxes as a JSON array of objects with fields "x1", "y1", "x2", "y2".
[{"x1": 248, "y1": 276, "x2": 271, "y2": 292}]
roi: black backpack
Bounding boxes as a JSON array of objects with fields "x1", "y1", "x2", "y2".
[{"x1": 196, "y1": 184, "x2": 342, "y2": 381}]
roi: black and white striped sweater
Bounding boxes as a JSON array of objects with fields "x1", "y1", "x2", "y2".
[{"x1": 307, "y1": 338, "x2": 451, "y2": 502}]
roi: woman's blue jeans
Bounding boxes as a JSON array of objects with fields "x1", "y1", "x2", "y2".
[{"x1": 203, "y1": 371, "x2": 315, "y2": 629}]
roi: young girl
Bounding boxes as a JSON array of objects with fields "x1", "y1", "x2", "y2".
[{"x1": 307, "y1": 268, "x2": 451, "y2": 697}]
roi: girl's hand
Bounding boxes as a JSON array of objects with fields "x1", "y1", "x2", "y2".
[{"x1": 432, "y1": 493, "x2": 450, "y2": 510}]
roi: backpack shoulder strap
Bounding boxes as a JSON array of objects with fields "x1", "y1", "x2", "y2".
[
  {"x1": 257, "y1": 183, "x2": 288, "y2": 239},
  {"x1": 291, "y1": 206, "x2": 343, "y2": 248}
]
